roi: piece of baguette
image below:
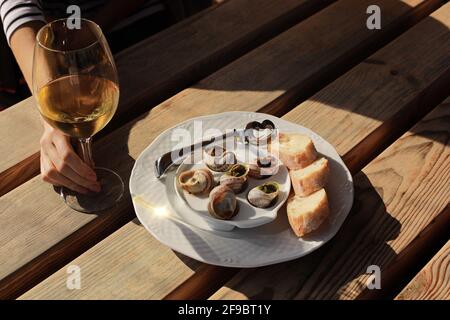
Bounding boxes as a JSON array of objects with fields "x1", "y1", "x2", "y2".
[
  {"x1": 270, "y1": 133, "x2": 317, "y2": 170},
  {"x1": 290, "y1": 157, "x2": 329, "y2": 197},
  {"x1": 287, "y1": 189, "x2": 329, "y2": 237}
]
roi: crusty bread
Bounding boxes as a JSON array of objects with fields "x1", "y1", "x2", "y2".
[
  {"x1": 289, "y1": 157, "x2": 329, "y2": 197},
  {"x1": 270, "y1": 133, "x2": 317, "y2": 170},
  {"x1": 287, "y1": 189, "x2": 329, "y2": 237}
]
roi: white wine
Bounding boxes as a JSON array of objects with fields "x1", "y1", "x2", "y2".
[
  {"x1": 37, "y1": 75, "x2": 119, "y2": 138},
  {"x1": 33, "y1": 19, "x2": 124, "y2": 213}
]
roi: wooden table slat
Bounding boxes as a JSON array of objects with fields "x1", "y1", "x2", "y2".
[
  {"x1": 358, "y1": 204, "x2": 450, "y2": 299},
  {"x1": 210, "y1": 97, "x2": 450, "y2": 300},
  {"x1": 18, "y1": 2, "x2": 450, "y2": 300},
  {"x1": 175, "y1": 4, "x2": 450, "y2": 300},
  {"x1": 396, "y1": 239, "x2": 450, "y2": 300},
  {"x1": 0, "y1": 0, "x2": 334, "y2": 196}
]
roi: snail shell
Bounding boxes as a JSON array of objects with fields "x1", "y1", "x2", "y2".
[
  {"x1": 219, "y1": 164, "x2": 249, "y2": 193},
  {"x1": 248, "y1": 155, "x2": 279, "y2": 179},
  {"x1": 208, "y1": 185, "x2": 239, "y2": 220},
  {"x1": 203, "y1": 145, "x2": 236, "y2": 172},
  {"x1": 247, "y1": 181, "x2": 280, "y2": 208},
  {"x1": 178, "y1": 169, "x2": 214, "y2": 195}
]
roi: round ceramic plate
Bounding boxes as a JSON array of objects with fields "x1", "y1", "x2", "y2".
[
  {"x1": 174, "y1": 141, "x2": 290, "y2": 231},
  {"x1": 130, "y1": 112, "x2": 354, "y2": 268}
]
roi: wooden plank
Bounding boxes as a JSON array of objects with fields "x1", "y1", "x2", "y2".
[
  {"x1": 356, "y1": 203, "x2": 450, "y2": 299},
  {"x1": 0, "y1": 101, "x2": 42, "y2": 196},
  {"x1": 23, "y1": 223, "x2": 203, "y2": 300},
  {"x1": 19, "y1": 4, "x2": 450, "y2": 300},
  {"x1": 296, "y1": 103, "x2": 450, "y2": 299},
  {"x1": 396, "y1": 240, "x2": 450, "y2": 300},
  {"x1": 210, "y1": 98, "x2": 450, "y2": 300},
  {"x1": 173, "y1": 4, "x2": 450, "y2": 300},
  {"x1": 0, "y1": 0, "x2": 336, "y2": 196}
]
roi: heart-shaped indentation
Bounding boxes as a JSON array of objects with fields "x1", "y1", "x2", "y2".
[
  {"x1": 244, "y1": 119, "x2": 277, "y2": 145},
  {"x1": 245, "y1": 120, "x2": 275, "y2": 131}
]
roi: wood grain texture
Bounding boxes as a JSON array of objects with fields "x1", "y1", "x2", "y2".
[
  {"x1": 297, "y1": 103, "x2": 450, "y2": 300},
  {"x1": 22, "y1": 223, "x2": 202, "y2": 300},
  {"x1": 19, "y1": 3, "x2": 450, "y2": 300},
  {"x1": 0, "y1": 0, "x2": 335, "y2": 196},
  {"x1": 212, "y1": 5, "x2": 450, "y2": 299},
  {"x1": 210, "y1": 98, "x2": 450, "y2": 300},
  {"x1": 0, "y1": 100, "x2": 42, "y2": 195},
  {"x1": 356, "y1": 204, "x2": 450, "y2": 299},
  {"x1": 396, "y1": 240, "x2": 450, "y2": 300}
]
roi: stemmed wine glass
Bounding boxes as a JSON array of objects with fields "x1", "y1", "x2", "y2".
[{"x1": 33, "y1": 18, "x2": 124, "y2": 213}]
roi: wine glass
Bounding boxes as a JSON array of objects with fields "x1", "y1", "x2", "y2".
[{"x1": 33, "y1": 18, "x2": 124, "y2": 213}]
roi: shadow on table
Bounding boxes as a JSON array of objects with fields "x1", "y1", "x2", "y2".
[
  {"x1": 84, "y1": 0, "x2": 446, "y2": 294},
  {"x1": 188, "y1": 0, "x2": 449, "y2": 147},
  {"x1": 217, "y1": 172, "x2": 401, "y2": 299}
]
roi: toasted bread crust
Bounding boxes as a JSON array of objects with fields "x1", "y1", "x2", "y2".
[
  {"x1": 290, "y1": 158, "x2": 329, "y2": 196},
  {"x1": 287, "y1": 190, "x2": 330, "y2": 237},
  {"x1": 270, "y1": 133, "x2": 318, "y2": 170}
]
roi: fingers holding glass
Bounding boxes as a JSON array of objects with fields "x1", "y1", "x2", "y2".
[{"x1": 33, "y1": 19, "x2": 123, "y2": 212}]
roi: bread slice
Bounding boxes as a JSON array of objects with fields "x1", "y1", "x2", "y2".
[
  {"x1": 290, "y1": 157, "x2": 329, "y2": 197},
  {"x1": 287, "y1": 189, "x2": 329, "y2": 237},
  {"x1": 270, "y1": 133, "x2": 317, "y2": 170}
]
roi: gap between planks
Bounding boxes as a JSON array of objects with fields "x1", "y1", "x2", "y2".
[
  {"x1": 0, "y1": 0, "x2": 338, "y2": 197},
  {"x1": 396, "y1": 236, "x2": 450, "y2": 300},
  {"x1": 358, "y1": 204, "x2": 450, "y2": 299},
  {"x1": 1, "y1": 0, "x2": 446, "y2": 196},
  {"x1": 165, "y1": 8, "x2": 450, "y2": 299},
  {"x1": 206, "y1": 100, "x2": 450, "y2": 300},
  {"x1": 4, "y1": 0, "x2": 450, "y2": 300},
  {"x1": 165, "y1": 96, "x2": 450, "y2": 300}
]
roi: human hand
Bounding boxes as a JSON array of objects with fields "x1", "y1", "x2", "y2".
[{"x1": 40, "y1": 122, "x2": 101, "y2": 194}]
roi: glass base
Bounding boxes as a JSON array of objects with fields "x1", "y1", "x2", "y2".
[{"x1": 61, "y1": 167, "x2": 124, "y2": 213}]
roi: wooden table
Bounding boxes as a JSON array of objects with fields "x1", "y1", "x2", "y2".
[{"x1": 0, "y1": 0, "x2": 448, "y2": 300}]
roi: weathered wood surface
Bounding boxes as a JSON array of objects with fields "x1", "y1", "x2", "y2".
[
  {"x1": 0, "y1": 0, "x2": 336, "y2": 196},
  {"x1": 210, "y1": 97, "x2": 450, "y2": 300},
  {"x1": 0, "y1": 101, "x2": 41, "y2": 196},
  {"x1": 19, "y1": 3, "x2": 450, "y2": 299},
  {"x1": 356, "y1": 203, "x2": 450, "y2": 299},
  {"x1": 396, "y1": 240, "x2": 450, "y2": 300}
]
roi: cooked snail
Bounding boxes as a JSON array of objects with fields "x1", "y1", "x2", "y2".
[
  {"x1": 248, "y1": 155, "x2": 279, "y2": 179},
  {"x1": 203, "y1": 145, "x2": 236, "y2": 172},
  {"x1": 247, "y1": 181, "x2": 280, "y2": 208},
  {"x1": 208, "y1": 185, "x2": 239, "y2": 220},
  {"x1": 178, "y1": 169, "x2": 214, "y2": 195},
  {"x1": 219, "y1": 164, "x2": 249, "y2": 193}
]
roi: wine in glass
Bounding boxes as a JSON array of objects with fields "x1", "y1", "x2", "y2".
[{"x1": 33, "y1": 18, "x2": 123, "y2": 212}]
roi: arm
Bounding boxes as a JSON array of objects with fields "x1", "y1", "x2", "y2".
[{"x1": 9, "y1": 21, "x2": 43, "y2": 90}]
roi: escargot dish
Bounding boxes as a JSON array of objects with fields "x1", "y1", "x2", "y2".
[
  {"x1": 178, "y1": 169, "x2": 214, "y2": 195},
  {"x1": 219, "y1": 164, "x2": 249, "y2": 193},
  {"x1": 208, "y1": 185, "x2": 239, "y2": 220},
  {"x1": 247, "y1": 181, "x2": 280, "y2": 208},
  {"x1": 203, "y1": 145, "x2": 236, "y2": 172},
  {"x1": 248, "y1": 155, "x2": 279, "y2": 179}
]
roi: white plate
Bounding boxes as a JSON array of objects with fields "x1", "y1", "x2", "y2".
[
  {"x1": 174, "y1": 141, "x2": 290, "y2": 231},
  {"x1": 130, "y1": 112, "x2": 354, "y2": 268}
]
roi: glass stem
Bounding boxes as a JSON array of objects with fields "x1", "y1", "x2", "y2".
[{"x1": 78, "y1": 137, "x2": 95, "y2": 168}]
